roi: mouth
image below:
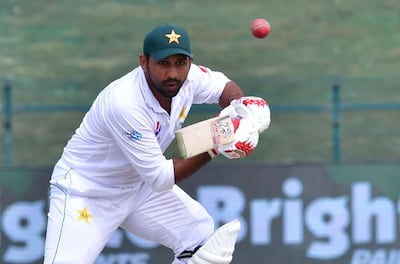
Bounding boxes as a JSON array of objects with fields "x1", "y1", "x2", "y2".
[{"x1": 165, "y1": 80, "x2": 180, "y2": 90}]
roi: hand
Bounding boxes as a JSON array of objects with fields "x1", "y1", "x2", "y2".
[
  {"x1": 211, "y1": 97, "x2": 267, "y2": 159},
  {"x1": 218, "y1": 101, "x2": 251, "y2": 120},
  {"x1": 230, "y1": 96, "x2": 271, "y2": 133},
  {"x1": 217, "y1": 117, "x2": 259, "y2": 159}
]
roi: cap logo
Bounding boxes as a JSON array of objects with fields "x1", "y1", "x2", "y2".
[{"x1": 165, "y1": 30, "x2": 181, "y2": 44}]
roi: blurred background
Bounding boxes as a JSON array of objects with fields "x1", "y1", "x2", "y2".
[
  {"x1": 1, "y1": 0, "x2": 399, "y2": 166},
  {"x1": 1, "y1": 1, "x2": 400, "y2": 264}
]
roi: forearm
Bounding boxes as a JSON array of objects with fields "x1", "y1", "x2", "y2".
[
  {"x1": 173, "y1": 152, "x2": 212, "y2": 183},
  {"x1": 172, "y1": 81, "x2": 243, "y2": 183},
  {"x1": 219, "y1": 81, "x2": 244, "y2": 108}
]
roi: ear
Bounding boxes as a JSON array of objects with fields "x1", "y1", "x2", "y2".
[{"x1": 139, "y1": 54, "x2": 148, "y2": 72}]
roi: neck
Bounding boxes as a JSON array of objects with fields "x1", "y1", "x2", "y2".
[
  {"x1": 158, "y1": 96, "x2": 172, "y2": 114},
  {"x1": 149, "y1": 85, "x2": 172, "y2": 114}
]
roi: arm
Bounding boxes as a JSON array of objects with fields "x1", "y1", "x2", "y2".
[
  {"x1": 173, "y1": 81, "x2": 244, "y2": 183},
  {"x1": 173, "y1": 153, "x2": 211, "y2": 183},
  {"x1": 218, "y1": 81, "x2": 244, "y2": 108}
]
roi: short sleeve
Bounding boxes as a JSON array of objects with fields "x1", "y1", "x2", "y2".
[{"x1": 188, "y1": 64, "x2": 230, "y2": 105}]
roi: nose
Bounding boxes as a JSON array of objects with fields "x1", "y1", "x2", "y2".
[{"x1": 166, "y1": 65, "x2": 178, "y2": 79}]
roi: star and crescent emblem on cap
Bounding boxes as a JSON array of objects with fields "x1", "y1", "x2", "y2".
[{"x1": 165, "y1": 30, "x2": 181, "y2": 44}]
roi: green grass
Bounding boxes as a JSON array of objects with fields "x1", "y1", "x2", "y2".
[{"x1": 1, "y1": 0, "x2": 400, "y2": 166}]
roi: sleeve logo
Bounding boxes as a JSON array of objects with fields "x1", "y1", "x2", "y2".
[{"x1": 123, "y1": 130, "x2": 143, "y2": 141}]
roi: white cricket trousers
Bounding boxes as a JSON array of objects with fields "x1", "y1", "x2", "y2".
[{"x1": 43, "y1": 163, "x2": 214, "y2": 264}]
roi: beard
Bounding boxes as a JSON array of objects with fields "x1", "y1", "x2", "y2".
[{"x1": 147, "y1": 70, "x2": 183, "y2": 99}]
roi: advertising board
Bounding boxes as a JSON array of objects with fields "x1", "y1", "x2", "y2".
[{"x1": 1, "y1": 164, "x2": 399, "y2": 264}]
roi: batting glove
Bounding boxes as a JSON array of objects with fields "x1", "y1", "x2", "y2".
[
  {"x1": 215, "y1": 103, "x2": 259, "y2": 159},
  {"x1": 230, "y1": 96, "x2": 271, "y2": 133},
  {"x1": 217, "y1": 117, "x2": 259, "y2": 159}
]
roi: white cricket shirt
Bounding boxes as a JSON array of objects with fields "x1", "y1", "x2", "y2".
[{"x1": 60, "y1": 64, "x2": 229, "y2": 192}]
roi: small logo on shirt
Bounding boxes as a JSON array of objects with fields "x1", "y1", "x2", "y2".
[
  {"x1": 155, "y1": 121, "x2": 161, "y2": 136},
  {"x1": 179, "y1": 106, "x2": 187, "y2": 120},
  {"x1": 123, "y1": 130, "x2": 142, "y2": 141}
]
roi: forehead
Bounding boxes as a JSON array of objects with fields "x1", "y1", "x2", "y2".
[{"x1": 156, "y1": 54, "x2": 189, "y2": 62}]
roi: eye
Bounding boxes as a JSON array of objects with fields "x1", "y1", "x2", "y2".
[
  {"x1": 176, "y1": 60, "x2": 187, "y2": 66},
  {"x1": 158, "y1": 60, "x2": 169, "y2": 65}
]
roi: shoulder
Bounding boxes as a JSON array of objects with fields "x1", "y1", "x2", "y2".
[
  {"x1": 110, "y1": 67, "x2": 143, "y2": 90},
  {"x1": 102, "y1": 69, "x2": 147, "y2": 116},
  {"x1": 188, "y1": 63, "x2": 212, "y2": 79}
]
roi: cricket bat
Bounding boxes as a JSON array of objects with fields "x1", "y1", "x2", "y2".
[{"x1": 176, "y1": 115, "x2": 235, "y2": 159}]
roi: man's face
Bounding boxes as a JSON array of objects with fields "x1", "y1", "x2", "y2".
[{"x1": 141, "y1": 54, "x2": 191, "y2": 98}]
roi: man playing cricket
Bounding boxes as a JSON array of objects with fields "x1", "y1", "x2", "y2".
[{"x1": 44, "y1": 23, "x2": 270, "y2": 264}]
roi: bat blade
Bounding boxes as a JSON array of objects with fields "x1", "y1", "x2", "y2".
[{"x1": 176, "y1": 115, "x2": 235, "y2": 159}]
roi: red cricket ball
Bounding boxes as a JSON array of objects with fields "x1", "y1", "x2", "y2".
[{"x1": 251, "y1": 18, "x2": 270, "y2": 39}]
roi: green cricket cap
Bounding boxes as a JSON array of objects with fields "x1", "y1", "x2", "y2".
[{"x1": 143, "y1": 24, "x2": 193, "y2": 61}]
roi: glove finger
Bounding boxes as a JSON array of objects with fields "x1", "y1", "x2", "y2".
[
  {"x1": 219, "y1": 105, "x2": 238, "y2": 119},
  {"x1": 231, "y1": 101, "x2": 252, "y2": 119}
]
